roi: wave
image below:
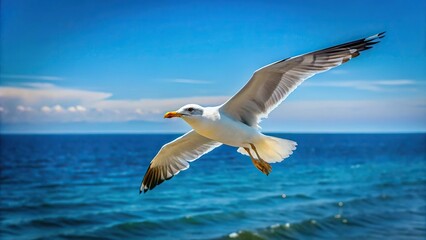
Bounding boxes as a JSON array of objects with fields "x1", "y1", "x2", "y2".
[
  {"x1": 215, "y1": 208, "x2": 426, "y2": 240},
  {"x1": 58, "y1": 211, "x2": 249, "y2": 239},
  {"x1": 2, "y1": 209, "x2": 140, "y2": 234},
  {"x1": 6, "y1": 191, "x2": 420, "y2": 238}
]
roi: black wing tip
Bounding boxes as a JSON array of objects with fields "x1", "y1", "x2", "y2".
[
  {"x1": 352, "y1": 31, "x2": 386, "y2": 54},
  {"x1": 312, "y1": 31, "x2": 386, "y2": 57},
  {"x1": 139, "y1": 164, "x2": 175, "y2": 194},
  {"x1": 365, "y1": 32, "x2": 386, "y2": 42},
  {"x1": 139, "y1": 185, "x2": 149, "y2": 195}
]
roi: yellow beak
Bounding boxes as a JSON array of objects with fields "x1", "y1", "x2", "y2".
[{"x1": 164, "y1": 111, "x2": 182, "y2": 118}]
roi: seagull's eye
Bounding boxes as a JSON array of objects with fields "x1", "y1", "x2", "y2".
[{"x1": 187, "y1": 107, "x2": 194, "y2": 112}]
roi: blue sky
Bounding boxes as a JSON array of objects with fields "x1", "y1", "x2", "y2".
[{"x1": 0, "y1": 0, "x2": 425, "y2": 133}]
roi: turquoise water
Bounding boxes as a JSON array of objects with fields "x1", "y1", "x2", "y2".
[{"x1": 0, "y1": 134, "x2": 425, "y2": 239}]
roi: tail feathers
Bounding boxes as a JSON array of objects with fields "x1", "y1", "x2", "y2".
[{"x1": 237, "y1": 136, "x2": 297, "y2": 163}]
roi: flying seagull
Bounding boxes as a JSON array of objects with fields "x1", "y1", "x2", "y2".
[{"x1": 140, "y1": 32, "x2": 385, "y2": 193}]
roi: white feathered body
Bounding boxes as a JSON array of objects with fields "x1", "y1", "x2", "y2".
[
  {"x1": 183, "y1": 106, "x2": 297, "y2": 163},
  {"x1": 183, "y1": 106, "x2": 258, "y2": 147}
]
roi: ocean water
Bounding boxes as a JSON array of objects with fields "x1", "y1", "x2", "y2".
[{"x1": 0, "y1": 133, "x2": 425, "y2": 239}]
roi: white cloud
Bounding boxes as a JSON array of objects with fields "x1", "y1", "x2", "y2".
[
  {"x1": 16, "y1": 105, "x2": 33, "y2": 112},
  {"x1": 135, "y1": 108, "x2": 144, "y2": 115},
  {"x1": 269, "y1": 99, "x2": 426, "y2": 121},
  {"x1": 75, "y1": 105, "x2": 86, "y2": 112},
  {"x1": 41, "y1": 106, "x2": 51, "y2": 113},
  {"x1": 53, "y1": 105, "x2": 64, "y2": 112},
  {"x1": 262, "y1": 99, "x2": 426, "y2": 132},
  {"x1": 0, "y1": 74, "x2": 63, "y2": 81},
  {"x1": 303, "y1": 79, "x2": 420, "y2": 91},
  {"x1": 67, "y1": 106, "x2": 77, "y2": 112},
  {"x1": 0, "y1": 84, "x2": 229, "y2": 123},
  {"x1": 0, "y1": 84, "x2": 111, "y2": 105}
]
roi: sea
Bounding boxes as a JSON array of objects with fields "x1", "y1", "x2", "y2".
[{"x1": 0, "y1": 133, "x2": 425, "y2": 239}]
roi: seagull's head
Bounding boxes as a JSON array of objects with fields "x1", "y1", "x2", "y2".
[{"x1": 164, "y1": 104, "x2": 204, "y2": 119}]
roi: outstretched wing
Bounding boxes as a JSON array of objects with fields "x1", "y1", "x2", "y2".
[
  {"x1": 140, "y1": 130, "x2": 221, "y2": 193},
  {"x1": 220, "y1": 32, "x2": 385, "y2": 128}
]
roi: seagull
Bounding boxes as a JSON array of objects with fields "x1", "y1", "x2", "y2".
[{"x1": 140, "y1": 32, "x2": 385, "y2": 193}]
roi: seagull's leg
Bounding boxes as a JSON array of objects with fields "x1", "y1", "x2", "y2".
[
  {"x1": 244, "y1": 147, "x2": 269, "y2": 174},
  {"x1": 243, "y1": 147, "x2": 259, "y2": 168},
  {"x1": 249, "y1": 143, "x2": 272, "y2": 175}
]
